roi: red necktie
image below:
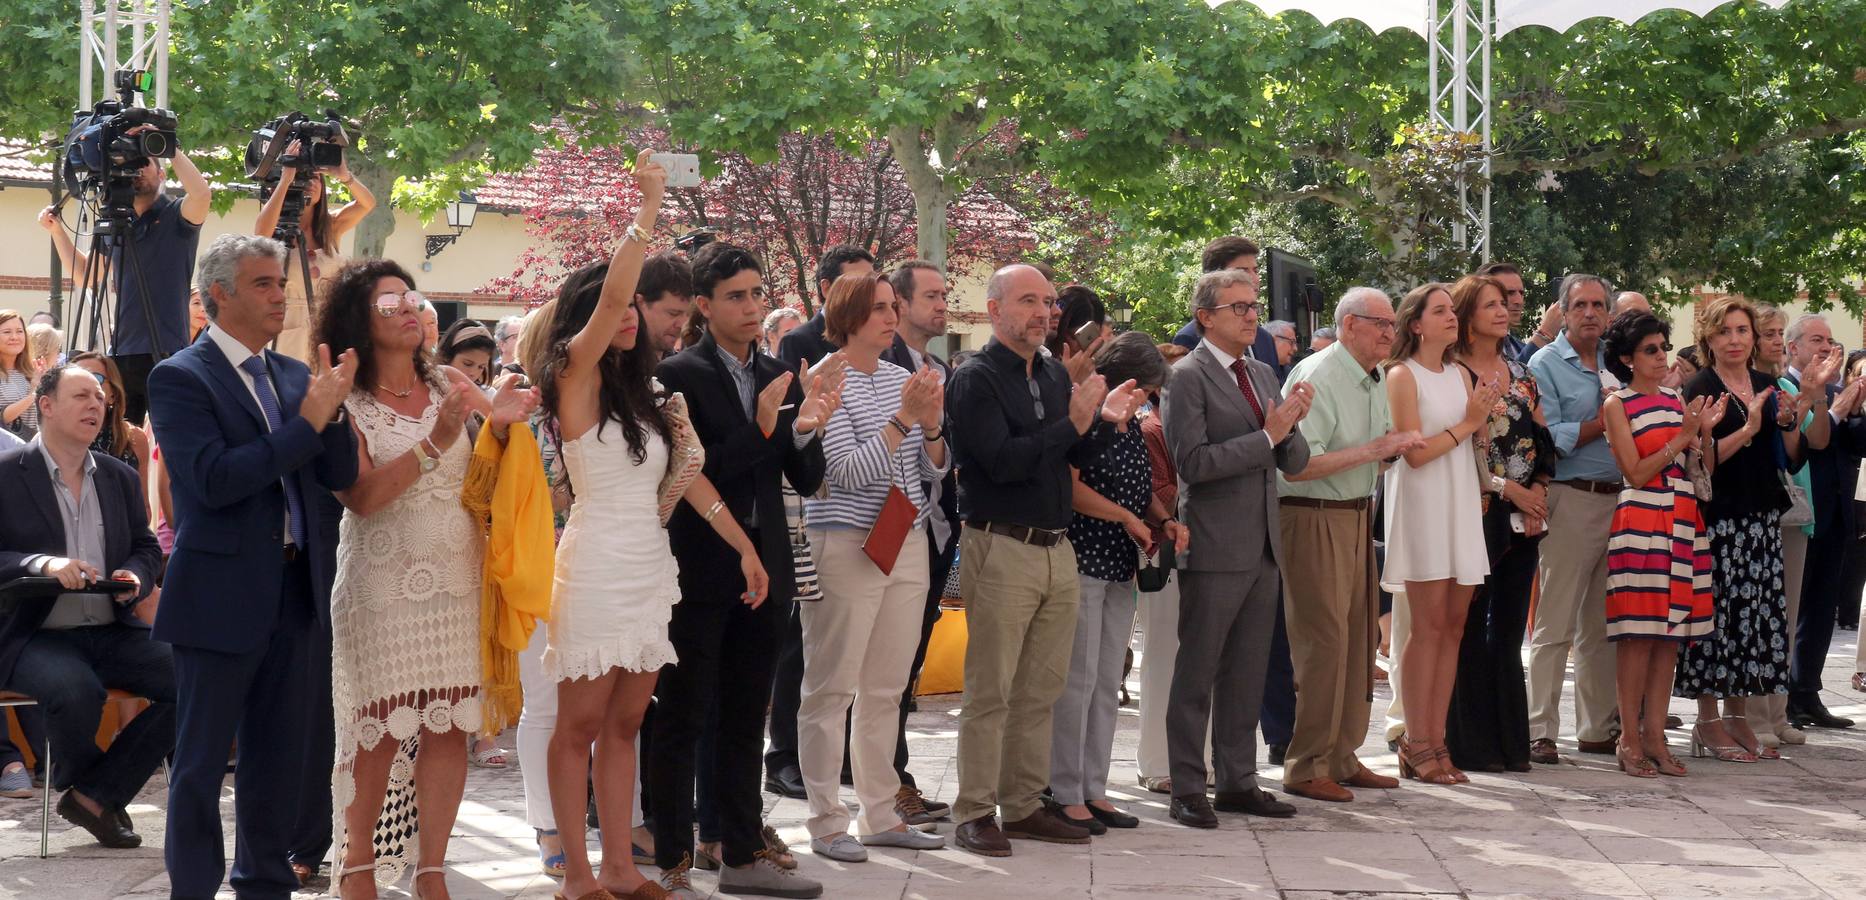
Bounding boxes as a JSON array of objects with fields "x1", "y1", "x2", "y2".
[{"x1": 1229, "y1": 358, "x2": 1265, "y2": 421}]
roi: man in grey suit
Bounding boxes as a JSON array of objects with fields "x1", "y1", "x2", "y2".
[{"x1": 1162, "y1": 268, "x2": 1313, "y2": 828}]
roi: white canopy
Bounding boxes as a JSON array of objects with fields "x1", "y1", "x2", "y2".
[{"x1": 1210, "y1": 0, "x2": 1792, "y2": 35}]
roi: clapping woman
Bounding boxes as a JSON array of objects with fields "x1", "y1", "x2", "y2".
[
  {"x1": 1382, "y1": 282, "x2": 1497, "y2": 785},
  {"x1": 316, "y1": 259, "x2": 540, "y2": 899}
]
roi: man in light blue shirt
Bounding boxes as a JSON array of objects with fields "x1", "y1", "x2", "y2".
[{"x1": 1524, "y1": 274, "x2": 1621, "y2": 764}]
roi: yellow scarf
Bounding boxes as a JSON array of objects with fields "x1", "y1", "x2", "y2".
[{"x1": 461, "y1": 424, "x2": 555, "y2": 735}]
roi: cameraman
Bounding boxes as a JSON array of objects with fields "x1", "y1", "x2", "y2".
[
  {"x1": 37, "y1": 130, "x2": 209, "y2": 425},
  {"x1": 252, "y1": 143, "x2": 375, "y2": 363}
]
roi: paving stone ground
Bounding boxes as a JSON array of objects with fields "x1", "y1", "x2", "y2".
[{"x1": 4, "y1": 631, "x2": 1864, "y2": 898}]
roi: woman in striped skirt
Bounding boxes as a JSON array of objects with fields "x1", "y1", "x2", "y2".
[{"x1": 1600, "y1": 311, "x2": 1722, "y2": 778}]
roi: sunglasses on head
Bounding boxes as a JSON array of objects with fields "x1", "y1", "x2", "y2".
[{"x1": 374, "y1": 290, "x2": 427, "y2": 317}]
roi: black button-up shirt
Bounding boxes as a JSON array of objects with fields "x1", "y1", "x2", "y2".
[{"x1": 947, "y1": 337, "x2": 1116, "y2": 531}]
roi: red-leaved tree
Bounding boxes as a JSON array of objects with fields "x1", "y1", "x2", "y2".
[{"x1": 486, "y1": 127, "x2": 1075, "y2": 311}]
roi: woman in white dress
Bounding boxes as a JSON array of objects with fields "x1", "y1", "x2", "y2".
[
  {"x1": 1382, "y1": 281, "x2": 1499, "y2": 786},
  {"x1": 317, "y1": 258, "x2": 539, "y2": 900},
  {"x1": 255, "y1": 144, "x2": 375, "y2": 364},
  {"x1": 541, "y1": 151, "x2": 768, "y2": 900}
]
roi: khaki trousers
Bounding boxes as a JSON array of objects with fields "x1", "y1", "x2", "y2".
[
  {"x1": 797, "y1": 527, "x2": 929, "y2": 839},
  {"x1": 953, "y1": 527, "x2": 1081, "y2": 824},
  {"x1": 1279, "y1": 503, "x2": 1378, "y2": 785},
  {"x1": 1526, "y1": 483, "x2": 1619, "y2": 744}
]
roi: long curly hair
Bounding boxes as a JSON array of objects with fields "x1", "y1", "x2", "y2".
[
  {"x1": 538, "y1": 263, "x2": 668, "y2": 462},
  {"x1": 313, "y1": 258, "x2": 429, "y2": 394}
]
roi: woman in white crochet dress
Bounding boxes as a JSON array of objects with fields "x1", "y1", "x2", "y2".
[
  {"x1": 541, "y1": 151, "x2": 769, "y2": 900},
  {"x1": 316, "y1": 257, "x2": 539, "y2": 900}
]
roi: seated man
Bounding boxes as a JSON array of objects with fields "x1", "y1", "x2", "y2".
[{"x1": 0, "y1": 364, "x2": 171, "y2": 848}]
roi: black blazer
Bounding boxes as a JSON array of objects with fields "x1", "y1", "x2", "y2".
[
  {"x1": 884, "y1": 336, "x2": 960, "y2": 556},
  {"x1": 656, "y1": 333, "x2": 827, "y2": 606},
  {"x1": 775, "y1": 312, "x2": 838, "y2": 371},
  {"x1": 0, "y1": 445, "x2": 164, "y2": 684}
]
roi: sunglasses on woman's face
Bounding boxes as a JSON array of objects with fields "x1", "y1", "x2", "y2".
[
  {"x1": 374, "y1": 290, "x2": 427, "y2": 317},
  {"x1": 1637, "y1": 342, "x2": 1674, "y2": 356}
]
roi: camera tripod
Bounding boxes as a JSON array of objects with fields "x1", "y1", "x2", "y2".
[{"x1": 63, "y1": 193, "x2": 168, "y2": 365}]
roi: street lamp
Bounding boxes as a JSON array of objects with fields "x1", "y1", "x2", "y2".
[
  {"x1": 1110, "y1": 295, "x2": 1134, "y2": 330},
  {"x1": 425, "y1": 191, "x2": 480, "y2": 259}
]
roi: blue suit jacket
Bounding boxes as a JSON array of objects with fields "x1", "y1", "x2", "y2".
[{"x1": 146, "y1": 333, "x2": 358, "y2": 654}]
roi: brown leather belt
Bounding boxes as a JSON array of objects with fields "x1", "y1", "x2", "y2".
[
  {"x1": 971, "y1": 522, "x2": 1068, "y2": 548},
  {"x1": 1280, "y1": 496, "x2": 1371, "y2": 511},
  {"x1": 1556, "y1": 478, "x2": 1623, "y2": 495}
]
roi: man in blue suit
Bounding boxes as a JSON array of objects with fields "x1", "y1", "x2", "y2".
[{"x1": 147, "y1": 233, "x2": 358, "y2": 900}]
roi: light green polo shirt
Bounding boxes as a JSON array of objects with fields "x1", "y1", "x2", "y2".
[{"x1": 1277, "y1": 342, "x2": 1391, "y2": 501}]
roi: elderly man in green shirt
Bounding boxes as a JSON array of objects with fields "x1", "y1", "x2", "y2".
[{"x1": 1276, "y1": 287, "x2": 1422, "y2": 802}]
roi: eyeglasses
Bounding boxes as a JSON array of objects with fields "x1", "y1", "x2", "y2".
[
  {"x1": 1345, "y1": 313, "x2": 1397, "y2": 333},
  {"x1": 374, "y1": 290, "x2": 427, "y2": 317},
  {"x1": 1637, "y1": 342, "x2": 1675, "y2": 356},
  {"x1": 1028, "y1": 377, "x2": 1045, "y2": 420},
  {"x1": 1209, "y1": 301, "x2": 1260, "y2": 318}
]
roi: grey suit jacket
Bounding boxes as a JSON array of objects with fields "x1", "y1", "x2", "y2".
[{"x1": 1162, "y1": 343, "x2": 1311, "y2": 573}]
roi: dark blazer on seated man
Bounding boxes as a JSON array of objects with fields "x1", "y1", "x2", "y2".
[
  {"x1": 0, "y1": 368, "x2": 171, "y2": 850},
  {"x1": 148, "y1": 232, "x2": 359, "y2": 900}
]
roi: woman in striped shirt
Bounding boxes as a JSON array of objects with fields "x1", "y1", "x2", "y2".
[{"x1": 796, "y1": 272, "x2": 949, "y2": 863}]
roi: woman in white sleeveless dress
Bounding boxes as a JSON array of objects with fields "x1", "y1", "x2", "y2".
[
  {"x1": 540, "y1": 151, "x2": 769, "y2": 900},
  {"x1": 1382, "y1": 281, "x2": 1499, "y2": 786},
  {"x1": 318, "y1": 258, "x2": 538, "y2": 900},
  {"x1": 254, "y1": 148, "x2": 375, "y2": 364}
]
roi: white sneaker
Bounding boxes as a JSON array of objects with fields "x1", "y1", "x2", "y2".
[
  {"x1": 808, "y1": 833, "x2": 867, "y2": 862},
  {"x1": 718, "y1": 854, "x2": 825, "y2": 898},
  {"x1": 860, "y1": 827, "x2": 945, "y2": 850}
]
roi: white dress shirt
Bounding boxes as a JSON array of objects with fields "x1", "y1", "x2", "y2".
[{"x1": 206, "y1": 324, "x2": 295, "y2": 545}]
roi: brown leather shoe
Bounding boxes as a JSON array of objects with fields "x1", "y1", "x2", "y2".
[
  {"x1": 1341, "y1": 766, "x2": 1400, "y2": 790},
  {"x1": 1529, "y1": 738, "x2": 1560, "y2": 765},
  {"x1": 1283, "y1": 778, "x2": 1353, "y2": 802},
  {"x1": 1003, "y1": 808, "x2": 1091, "y2": 844},
  {"x1": 955, "y1": 815, "x2": 1012, "y2": 858},
  {"x1": 1576, "y1": 738, "x2": 1617, "y2": 755}
]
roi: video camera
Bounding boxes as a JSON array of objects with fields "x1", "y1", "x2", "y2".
[
  {"x1": 245, "y1": 110, "x2": 347, "y2": 182},
  {"x1": 244, "y1": 111, "x2": 348, "y2": 249},
  {"x1": 60, "y1": 69, "x2": 178, "y2": 236}
]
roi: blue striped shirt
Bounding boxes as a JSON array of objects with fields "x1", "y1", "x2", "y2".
[{"x1": 805, "y1": 360, "x2": 948, "y2": 530}]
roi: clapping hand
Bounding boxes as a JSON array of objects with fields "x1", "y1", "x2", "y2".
[
  {"x1": 1466, "y1": 374, "x2": 1505, "y2": 427},
  {"x1": 1100, "y1": 378, "x2": 1145, "y2": 429},
  {"x1": 428, "y1": 380, "x2": 472, "y2": 452},
  {"x1": 1835, "y1": 379, "x2": 1866, "y2": 419},
  {"x1": 300, "y1": 344, "x2": 358, "y2": 431},
  {"x1": 485, "y1": 372, "x2": 541, "y2": 433},
  {"x1": 794, "y1": 358, "x2": 845, "y2": 434},
  {"x1": 755, "y1": 371, "x2": 795, "y2": 438},
  {"x1": 1372, "y1": 428, "x2": 1425, "y2": 462},
  {"x1": 1679, "y1": 396, "x2": 1708, "y2": 437},
  {"x1": 1263, "y1": 381, "x2": 1314, "y2": 445},
  {"x1": 1700, "y1": 394, "x2": 1730, "y2": 434},
  {"x1": 1741, "y1": 387, "x2": 1774, "y2": 434},
  {"x1": 1068, "y1": 374, "x2": 1111, "y2": 434},
  {"x1": 898, "y1": 367, "x2": 943, "y2": 430}
]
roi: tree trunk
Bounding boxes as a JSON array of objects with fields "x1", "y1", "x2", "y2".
[
  {"x1": 348, "y1": 154, "x2": 396, "y2": 259},
  {"x1": 887, "y1": 124, "x2": 950, "y2": 269}
]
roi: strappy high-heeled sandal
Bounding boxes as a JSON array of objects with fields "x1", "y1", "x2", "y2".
[
  {"x1": 1689, "y1": 722, "x2": 1757, "y2": 763},
  {"x1": 1616, "y1": 742, "x2": 1658, "y2": 778},
  {"x1": 1399, "y1": 737, "x2": 1457, "y2": 785},
  {"x1": 335, "y1": 861, "x2": 375, "y2": 900},
  {"x1": 413, "y1": 863, "x2": 448, "y2": 900},
  {"x1": 1434, "y1": 745, "x2": 1470, "y2": 783},
  {"x1": 1724, "y1": 716, "x2": 1781, "y2": 760}
]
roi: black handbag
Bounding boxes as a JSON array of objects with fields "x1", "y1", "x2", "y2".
[{"x1": 1137, "y1": 536, "x2": 1176, "y2": 593}]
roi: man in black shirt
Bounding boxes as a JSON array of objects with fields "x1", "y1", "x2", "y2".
[
  {"x1": 945, "y1": 264, "x2": 1142, "y2": 857},
  {"x1": 40, "y1": 141, "x2": 211, "y2": 424}
]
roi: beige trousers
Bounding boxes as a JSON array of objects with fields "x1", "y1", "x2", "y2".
[
  {"x1": 797, "y1": 526, "x2": 929, "y2": 839},
  {"x1": 952, "y1": 527, "x2": 1080, "y2": 824},
  {"x1": 1526, "y1": 483, "x2": 1619, "y2": 744},
  {"x1": 1280, "y1": 504, "x2": 1378, "y2": 784}
]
